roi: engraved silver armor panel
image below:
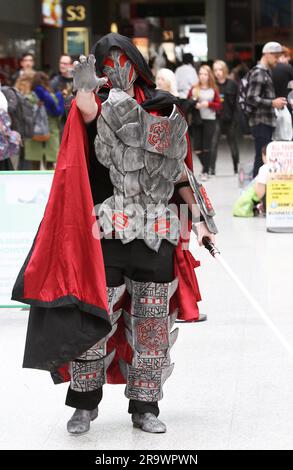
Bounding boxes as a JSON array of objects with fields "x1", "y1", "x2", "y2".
[
  {"x1": 77, "y1": 309, "x2": 122, "y2": 361},
  {"x1": 125, "y1": 277, "x2": 178, "y2": 318},
  {"x1": 70, "y1": 285, "x2": 124, "y2": 392},
  {"x1": 120, "y1": 361, "x2": 174, "y2": 402},
  {"x1": 107, "y1": 285, "x2": 126, "y2": 314},
  {"x1": 123, "y1": 309, "x2": 178, "y2": 353},
  {"x1": 70, "y1": 349, "x2": 116, "y2": 393},
  {"x1": 120, "y1": 279, "x2": 179, "y2": 402},
  {"x1": 124, "y1": 312, "x2": 179, "y2": 370},
  {"x1": 95, "y1": 88, "x2": 188, "y2": 251}
]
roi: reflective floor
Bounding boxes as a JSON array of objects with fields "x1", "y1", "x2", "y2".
[{"x1": 1, "y1": 137, "x2": 293, "y2": 450}]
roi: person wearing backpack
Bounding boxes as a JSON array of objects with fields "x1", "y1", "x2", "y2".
[
  {"x1": 28, "y1": 72, "x2": 64, "y2": 170},
  {"x1": 15, "y1": 72, "x2": 50, "y2": 170},
  {"x1": 1, "y1": 78, "x2": 35, "y2": 169},
  {"x1": 244, "y1": 42, "x2": 287, "y2": 177},
  {"x1": 0, "y1": 89, "x2": 21, "y2": 170}
]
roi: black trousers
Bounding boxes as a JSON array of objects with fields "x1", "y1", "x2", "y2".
[
  {"x1": 66, "y1": 238, "x2": 175, "y2": 416},
  {"x1": 17, "y1": 146, "x2": 32, "y2": 170},
  {"x1": 210, "y1": 119, "x2": 239, "y2": 173},
  {"x1": 0, "y1": 157, "x2": 13, "y2": 171},
  {"x1": 192, "y1": 119, "x2": 217, "y2": 174},
  {"x1": 251, "y1": 123, "x2": 273, "y2": 177}
]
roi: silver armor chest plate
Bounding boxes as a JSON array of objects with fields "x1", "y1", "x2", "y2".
[{"x1": 94, "y1": 88, "x2": 188, "y2": 251}]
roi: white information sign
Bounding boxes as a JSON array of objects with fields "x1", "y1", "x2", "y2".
[
  {"x1": 0, "y1": 171, "x2": 53, "y2": 307},
  {"x1": 266, "y1": 142, "x2": 293, "y2": 233}
]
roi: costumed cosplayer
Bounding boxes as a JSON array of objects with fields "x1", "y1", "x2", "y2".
[{"x1": 12, "y1": 34, "x2": 217, "y2": 435}]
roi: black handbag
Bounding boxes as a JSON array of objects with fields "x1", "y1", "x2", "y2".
[{"x1": 191, "y1": 105, "x2": 203, "y2": 126}]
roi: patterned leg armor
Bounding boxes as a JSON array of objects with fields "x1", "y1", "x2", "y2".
[
  {"x1": 69, "y1": 285, "x2": 125, "y2": 394},
  {"x1": 120, "y1": 278, "x2": 179, "y2": 402}
]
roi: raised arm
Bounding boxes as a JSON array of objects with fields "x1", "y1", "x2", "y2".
[
  {"x1": 72, "y1": 54, "x2": 108, "y2": 123},
  {"x1": 76, "y1": 90, "x2": 99, "y2": 123}
]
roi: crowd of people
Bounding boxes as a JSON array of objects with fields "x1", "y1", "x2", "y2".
[
  {"x1": 1, "y1": 41, "x2": 293, "y2": 191},
  {"x1": 0, "y1": 52, "x2": 72, "y2": 170},
  {"x1": 154, "y1": 42, "x2": 293, "y2": 220},
  {"x1": 154, "y1": 43, "x2": 293, "y2": 186}
]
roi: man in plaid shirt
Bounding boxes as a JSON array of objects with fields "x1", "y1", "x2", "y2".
[{"x1": 247, "y1": 42, "x2": 287, "y2": 176}]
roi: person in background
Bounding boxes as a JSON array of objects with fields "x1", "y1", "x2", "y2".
[
  {"x1": 246, "y1": 41, "x2": 287, "y2": 177},
  {"x1": 15, "y1": 72, "x2": 45, "y2": 171},
  {"x1": 50, "y1": 54, "x2": 73, "y2": 99},
  {"x1": 30, "y1": 72, "x2": 64, "y2": 170},
  {"x1": 14, "y1": 72, "x2": 36, "y2": 170},
  {"x1": 175, "y1": 53, "x2": 198, "y2": 99},
  {"x1": 277, "y1": 46, "x2": 292, "y2": 65},
  {"x1": 233, "y1": 145, "x2": 268, "y2": 217},
  {"x1": 210, "y1": 60, "x2": 239, "y2": 175},
  {"x1": 15, "y1": 72, "x2": 36, "y2": 99},
  {"x1": 12, "y1": 52, "x2": 35, "y2": 84},
  {"x1": 230, "y1": 62, "x2": 249, "y2": 85},
  {"x1": 50, "y1": 54, "x2": 74, "y2": 135},
  {"x1": 189, "y1": 65, "x2": 222, "y2": 181},
  {"x1": 272, "y1": 46, "x2": 293, "y2": 103},
  {"x1": 0, "y1": 64, "x2": 12, "y2": 86},
  {"x1": 156, "y1": 68, "x2": 178, "y2": 96},
  {"x1": 0, "y1": 88, "x2": 21, "y2": 170},
  {"x1": 254, "y1": 144, "x2": 269, "y2": 207},
  {"x1": 0, "y1": 87, "x2": 8, "y2": 111}
]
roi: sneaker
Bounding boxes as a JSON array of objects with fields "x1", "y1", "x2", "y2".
[{"x1": 201, "y1": 173, "x2": 208, "y2": 182}]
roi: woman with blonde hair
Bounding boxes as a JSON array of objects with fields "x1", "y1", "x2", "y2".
[
  {"x1": 211, "y1": 59, "x2": 239, "y2": 175},
  {"x1": 189, "y1": 64, "x2": 221, "y2": 180},
  {"x1": 156, "y1": 68, "x2": 179, "y2": 96}
]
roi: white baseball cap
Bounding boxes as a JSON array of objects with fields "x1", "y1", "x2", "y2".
[{"x1": 262, "y1": 42, "x2": 283, "y2": 54}]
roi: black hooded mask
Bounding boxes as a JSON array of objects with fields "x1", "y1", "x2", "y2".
[{"x1": 91, "y1": 33, "x2": 179, "y2": 112}]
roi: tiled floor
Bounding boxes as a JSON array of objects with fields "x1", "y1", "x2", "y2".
[{"x1": 1, "y1": 137, "x2": 293, "y2": 449}]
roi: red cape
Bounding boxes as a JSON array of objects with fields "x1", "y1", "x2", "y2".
[{"x1": 12, "y1": 92, "x2": 202, "y2": 385}]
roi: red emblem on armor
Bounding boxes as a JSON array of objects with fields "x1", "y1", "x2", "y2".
[
  {"x1": 154, "y1": 217, "x2": 170, "y2": 235},
  {"x1": 80, "y1": 373, "x2": 97, "y2": 380},
  {"x1": 112, "y1": 212, "x2": 129, "y2": 231},
  {"x1": 140, "y1": 298, "x2": 163, "y2": 305},
  {"x1": 148, "y1": 121, "x2": 171, "y2": 153},
  {"x1": 137, "y1": 319, "x2": 168, "y2": 351},
  {"x1": 134, "y1": 380, "x2": 158, "y2": 389}
]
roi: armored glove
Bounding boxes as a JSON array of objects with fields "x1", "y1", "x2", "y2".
[{"x1": 72, "y1": 54, "x2": 108, "y2": 93}]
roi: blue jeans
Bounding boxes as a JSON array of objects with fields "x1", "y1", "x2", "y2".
[{"x1": 251, "y1": 123, "x2": 273, "y2": 177}]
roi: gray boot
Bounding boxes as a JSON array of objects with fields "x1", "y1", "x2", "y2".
[
  {"x1": 132, "y1": 413, "x2": 167, "y2": 433},
  {"x1": 67, "y1": 406, "x2": 99, "y2": 435}
]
